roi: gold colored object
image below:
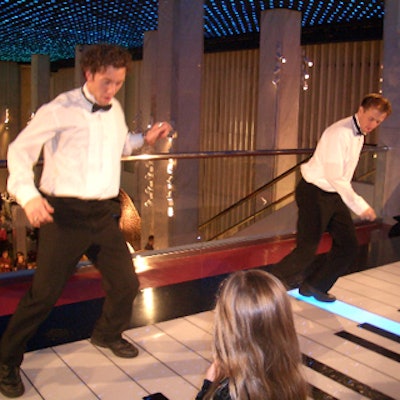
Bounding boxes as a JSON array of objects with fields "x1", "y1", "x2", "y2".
[{"x1": 118, "y1": 189, "x2": 141, "y2": 251}]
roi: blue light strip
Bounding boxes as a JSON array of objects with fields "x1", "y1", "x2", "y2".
[{"x1": 288, "y1": 288, "x2": 400, "y2": 336}]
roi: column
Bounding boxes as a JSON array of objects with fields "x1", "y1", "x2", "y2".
[
  {"x1": 141, "y1": 0, "x2": 204, "y2": 248},
  {"x1": 255, "y1": 9, "x2": 301, "y2": 206},
  {"x1": 0, "y1": 62, "x2": 20, "y2": 191},
  {"x1": 376, "y1": 0, "x2": 400, "y2": 222},
  {"x1": 31, "y1": 54, "x2": 50, "y2": 112},
  {"x1": 74, "y1": 45, "x2": 86, "y2": 88},
  {"x1": 138, "y1": 31, "x2": 159, "y2": 248}
]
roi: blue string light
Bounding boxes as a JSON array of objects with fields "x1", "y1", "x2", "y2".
[
  {"x1": 0, "y1": 0, "x2": 159, "y2": 62},
  {"x1": 0, "y1": 0, "x2": 385, "y2": 63},
  {"x1": 203, "y1": 0, "x2": 384, "y2": 37}
]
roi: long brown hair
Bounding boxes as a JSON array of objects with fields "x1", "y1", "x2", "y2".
[{"x1": 206, "y1": 270, "x2": 308, "y2": 400}]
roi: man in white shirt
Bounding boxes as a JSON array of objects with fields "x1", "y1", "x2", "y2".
[
  {"x1": 0, "y1": 44, "x2": 172, "y2": 398},
  {"x1": 271, "y1": 93, "x2": 391, "y2": 303}
]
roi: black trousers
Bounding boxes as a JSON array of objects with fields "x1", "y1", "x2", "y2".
[
  {"x1": 274, "y1": 178, "x2": 358, "y2": 292},
  {"x1": 0, "y1": 196, "x2": 139, "y2": 366}
]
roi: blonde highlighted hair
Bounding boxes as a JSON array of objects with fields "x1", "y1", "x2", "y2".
[{"x1": 206, "y1": 270, "x2": 308, "y2": 400}]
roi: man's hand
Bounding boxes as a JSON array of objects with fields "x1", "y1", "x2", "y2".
[
  {"x1": 360, "y1": 207, "x2": 376, "y2": 222},
  {"x1": 24, "y1": 196, "x2": 54, "y2": 227},
  {"x1": 144, "y1": 122, "x2": 173, "y2": 146}
]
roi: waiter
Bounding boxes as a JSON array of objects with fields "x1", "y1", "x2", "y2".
[{"x1": 0, "y1": 43, "x2": 172, "y2": 398}]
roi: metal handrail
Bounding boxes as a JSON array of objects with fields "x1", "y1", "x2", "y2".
[
  {"x1": 198, "y1": 155, "x2": 311, "y2": 231},
  {"x1": 208, "y1": 191, "x2": 295, "y2": 241},
  {"x1": 0, "y1": 144, "x2": 388, "y2": 168},
  {"x1": 121, "y1": 148, "x2": 315, "y2": 161}
]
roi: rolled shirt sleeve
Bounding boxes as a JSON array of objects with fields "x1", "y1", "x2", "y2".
[
  {"x1": 7, "y1": 106, "x2": 57, "y2": 207},
  {"x1": 122, "y1": 132, "x2": 145, "y2": 156}
]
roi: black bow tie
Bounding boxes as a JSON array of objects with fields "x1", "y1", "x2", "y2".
[
  {"x1": 81, "y1": 87, "x2": 112, "y2": 113},
  {"x1": 352, "y1": 115, "x2": 364, "y2": 136},
  {"x1": 92, "y1": 103, "x2": 112, "y2": 113}
]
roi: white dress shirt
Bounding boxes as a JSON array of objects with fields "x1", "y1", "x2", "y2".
[
  {"x1": 7, "y1": 85, "x2": 144, "y2": 207},
  {"x1": 301, "y1": 115, "x2": 370, "y2": 216}
]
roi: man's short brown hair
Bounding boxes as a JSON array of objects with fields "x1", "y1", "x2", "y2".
[
  {"x1": 361, "y1": 93, "x2": 392, "y2": 116},
  {"x1": 80, "y1": 43, "x2": 132, "y2": 75}
]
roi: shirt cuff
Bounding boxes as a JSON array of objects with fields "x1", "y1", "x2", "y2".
[
  {"x1": 129, "y1": 132, "x2": 145, "y2": 151},
  {"x1": 11, "y1": 186, "x2": 41, "y2": 209},
  {"x1": 122, "y1": 132, "x2": 145, "y2": 156}
]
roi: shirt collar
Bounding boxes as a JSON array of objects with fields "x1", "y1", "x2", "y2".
[
  {"x1": 81, "y1": 84, "x2": 96, "y2": 104},
  {"x1": 352, "y1": 114, "x2": 365, "y2": 136},
  {"x1": 81, "y1": 84, "x2": 113, "y2": 113}
]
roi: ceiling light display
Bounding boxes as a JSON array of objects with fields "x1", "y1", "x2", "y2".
[{"x1": 0, "y1": 0, "x2": 385, "y2": 63}]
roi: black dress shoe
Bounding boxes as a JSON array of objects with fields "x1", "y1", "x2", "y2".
[
  {"x1": 91, "y1": 337, "x2": 139, "y2": 358},
  {"x1": 0, "y1": 364, "x2": 25, "y2": 398},
  {"x1": 299, "y1": 282, "x2": 336, "y2": 302}
]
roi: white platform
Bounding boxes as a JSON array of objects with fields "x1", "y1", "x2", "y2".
[{"x1": 2, "y1": 262, "x2": 400, "y2": 400}]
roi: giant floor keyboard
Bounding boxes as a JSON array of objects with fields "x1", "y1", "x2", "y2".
[{"x1": 1, "y1": 261, "x2": 398, "y2": 399}]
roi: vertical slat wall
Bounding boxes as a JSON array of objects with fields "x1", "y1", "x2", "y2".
[
  {"x1": 199, "y1": 40, "x2": 382, "y2": 238},
  {"x1": 299, "y1": 40, "x2": 383, "y2": 148},
  {"x1": 199, "y1": 49, "x2": 259, "y2": 235}
]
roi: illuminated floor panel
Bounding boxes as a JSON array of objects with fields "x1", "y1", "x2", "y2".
[{"x1": 289, "y1": 288, "x2": 400, "y2": 336}]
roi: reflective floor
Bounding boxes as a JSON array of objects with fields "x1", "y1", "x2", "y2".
[{"x1": 0, "y1": 224, "x2": 399, "y2": 399}]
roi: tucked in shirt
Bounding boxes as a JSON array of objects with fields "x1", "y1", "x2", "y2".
[
  {"x1": 301, "y1": 115, "x2": 370, "y2": 216},
  {"x1": 7, "y1": 85, "x2": 144, "y2": 207}
]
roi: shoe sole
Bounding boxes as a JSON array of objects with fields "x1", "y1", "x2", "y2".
[{"x1": 313, "y1": 294, "x2": 336, "y2": 302}]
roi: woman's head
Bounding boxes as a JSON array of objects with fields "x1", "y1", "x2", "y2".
[{"x1": 211, "y1": 270, "x2": 307, "y2": 400}]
